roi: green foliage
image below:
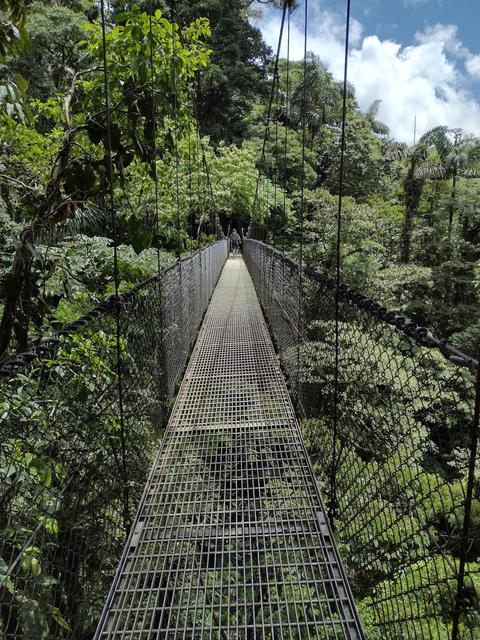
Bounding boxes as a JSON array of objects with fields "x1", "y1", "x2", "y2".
[
  {"x1": 79, "y1": 7, "x2": 210, "y2": 184},
  {"x1": 1, "y1": 325, "x2": 159, "y2": 637},
  {"x1": 299, "y1": 188, "x2": 389, "y2": 291},
  {"x1": 7, "y1": 1, "x2": 89, "y2": 101},
  {"x1": 0, "y1": 0, "x2": 27, "y2": 58},
  {"x1": 175, "y1": 0, "x2": 271, "y2": 143},
  {"x1": 317, "y1": 111, "x2": 387, "y2": 201},
  {"x1": 0, "y1": 1, "x2": 29, "y2": 121},
  {"x1": 38, "y1": 234, "x2": 173, "y2": 325},
  {"x1": 2, "y1": 1, "x2": 480, "y2": 636}
]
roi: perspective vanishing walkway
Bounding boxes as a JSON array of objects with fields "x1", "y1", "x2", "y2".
[{"x1": 94, "y1": 256, "x2": 364, "y2": 640}]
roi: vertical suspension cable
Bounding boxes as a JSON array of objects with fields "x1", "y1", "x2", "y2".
[
  {"x1": 196, "y1": 124, "x2": 202, "y2": 244},
  {"x1": 99, "y1": 0, "x2": 130, "y2": 534},
  {"x1": 330, "y1": 0, "x2": 351, "y2": 529},
  {"x1": 250, "y1": 1, "x2": 288, "y2": 228},
  {"x1": 282, "y1": 8, "x2": 291, "y2": 260},
  {"x1": 148, "y1": 0, "x2": 168, "y2": 410},
  {"x1": 201, "y1": 144, "x2": 217, "y2": 233},
  {"x1": 295, "y1": 0, "x2": 308, "y2": 405},
  {"x1": 170, "y1": 0, "x2": 181, "y2": 256},
  {"x1": 148, "y1": 1, "x2": 161, "y2": 277},
  {"x1": 190, "y1": 86, "x2": 211, "y2": 239},
  {"x1": 273, "y1": 78, "x2": 279, "y2": 214},
  {"x1": 188, "y1": 122, "x2": 193, "y2": 239}
]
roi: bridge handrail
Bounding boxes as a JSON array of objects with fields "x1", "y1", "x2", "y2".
[
  {"x1": 0, "y1": 239, "x2": 227, "y2": 377},
  {"x1": 248, "y1": 238, "x2": 477, "y2": 374},
  {"x1": 0, "y1": 238, "x2": 228, "y2": 639},
  {"x1": 243, "y1": 237, "x2": 480, "y2": 640}
]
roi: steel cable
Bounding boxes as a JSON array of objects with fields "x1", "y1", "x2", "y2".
[{"x1": 99, "y1": 0, "x2": 130, "y2": 534}]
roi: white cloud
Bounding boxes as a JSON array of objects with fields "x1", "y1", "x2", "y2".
[
  {"x1": 404, "y1": 0, "x2": 433, "y2": 6},
  {"x1": 255, "y1": 7, "x2": 480, "y2": 143},
  {"x1": 466, "y1": 54, "x2": 480, "y2": 78},
  {"x1": 403, "y1": 0, "x2": 444, "y2": 6}
]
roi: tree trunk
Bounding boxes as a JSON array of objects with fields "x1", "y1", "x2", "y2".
[
  {"x1": 0, "y1": 236, "x2": 33, "y2": 360},
  {"x1": 400, "y1": 163, "x2": 423, "y2": 264},
  {"x1": 447, "y1": 173, "x2": 457, "y2": 244},
  {"x1": 0, "y1": 116, "x2": 82, "y2": 359}
]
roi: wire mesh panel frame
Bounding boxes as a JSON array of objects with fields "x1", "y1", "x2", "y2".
[{"x1": 94, "y1": 256, "x2": 364, "y2": 640}]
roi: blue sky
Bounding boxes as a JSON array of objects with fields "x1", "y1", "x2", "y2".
[
  {"x1": 252, "y1": 0, "x2": 480, "y2": 142},
  {"x1": 354, "y1": 0, "x2": 477, "y2": 57}
]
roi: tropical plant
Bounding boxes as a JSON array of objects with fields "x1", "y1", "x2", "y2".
[
  {"x1": 0, "y1": 0, "x2": 28, "y2": 121},
  {"x1": 417, "y1": 127, "x2": 480, "y2": 243},
  {"x1": 290, "y1": 53, "x2": 346, "y2": 149},
  {"x1": 0, "y1": 7, "x2": 211, "y2": 359},
  {"x1": 364, "y1": 99, "x2": 389, "y2": 136}
]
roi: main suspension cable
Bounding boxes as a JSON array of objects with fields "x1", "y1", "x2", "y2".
[{"x1": 99, "y1": 0, "x2": 130, "y2": 534}]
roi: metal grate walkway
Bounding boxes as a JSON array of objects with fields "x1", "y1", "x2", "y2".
[{"x1": 95, "y1": 257, "x2": 363, "y2": 640}]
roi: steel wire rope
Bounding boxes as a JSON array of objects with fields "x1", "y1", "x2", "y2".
[
  {"x1": 330, "y1": 0, "x2": 352, "y2": 529},
  {"x1": 195, "y1": 123, "x2": 203, "y2": 244},
  {"x1": 188, "y1": 121, "x2": 193, "y2": 239},
  {"x1": 250, "y1": 0, "x2": 288, "y2": 231},
  {"x1": 185, "y1": 72, "x2": 218, "y2": 237},
  {"x1": 99, "y1": 0, "x2": 130, "y2": 534},
  {"x1": 273, "y1": 76, "x2": 279, "y2": 216},
  {"x1": 148, "y1": 0, "x2": 168, "y2": 407},
  {"x1": 282, "y1": 8, "x2": 291, "y2": 262},
  {"x1": 170, "y1": 0, "x2": 181, "y2": 256},
  {"x1": 172, "y1": 6, "x2": 212, "y2": 241},
  {"x1": 200, "y1": 144, "x2": 217, "y2": 237},
  {"x1": 295, "y1": 0, "x2": 308, "y2": 408},
  {"x1": 148, "y1": 0, "x2": 162, "y2": 277},
  {"x1": 170, "y1": 5, "x2": 201, "y2": 242}
]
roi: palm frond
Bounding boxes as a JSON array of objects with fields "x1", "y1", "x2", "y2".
[
  {"x1": 461, "y1": 168, "x2": 480, "y2": 179},
  {"x1": 372, "y1": 120, "x2": 390, "y2": 136},
  {"x1": 384, "y1": 142, "x2": 407, "y2": 161},
  {"x1": 34, "y1": 205, "x2": 107, "y2": 245},
  {"x1": 419, "y1": 126, "x2": 451, "y2": 159},
  {"x1": 415, "y1": 163, "x2": 447, "y2": 180},
  {"x1": 365, "y1": 99, "x2": 382, "y2": 122}
]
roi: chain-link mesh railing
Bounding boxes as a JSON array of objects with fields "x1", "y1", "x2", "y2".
[
  {"x1": 0, "y1": 239, "x2": 227, "y2": 640},
  {"x1": 244, "y1": 238, "x2": 480, "y2": 640}
]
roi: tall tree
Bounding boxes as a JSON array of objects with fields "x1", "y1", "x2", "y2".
[
  {"x1": 7, "y1": 1, "x2": 90, "y2": 101},
  {"x1": 388, "y1": 139, "x2": 429, "y2": 264},
  {"x1": 175, "y1": 0, "x2": 271, "y2": 143},
  {"x1": 290, "y1": 53, "x2": 345, "y2": 149},
  {"x1": 417, "y1": 127, "x2": 480, "y2": 243},
  {"x1": 0, "y1": 8, "x2": 211, "y2": 358}
]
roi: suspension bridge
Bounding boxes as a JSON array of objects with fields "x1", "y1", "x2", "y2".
[
  {"x1": 94, "y1": 252, "x2": 362, "y2": 639},
  {"x1": 1, "y1": 0, "x2": 479, "y2": 639}
]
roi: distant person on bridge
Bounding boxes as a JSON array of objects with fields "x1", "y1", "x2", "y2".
[{"x1": 230, "y1": 229, "x2": 241, "y2": 256}]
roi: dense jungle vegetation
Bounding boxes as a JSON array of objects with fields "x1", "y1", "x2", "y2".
[
  {"x1": 1, "y1": 1, "x2": 480, "y2": 639},
  {"x1": 1, "y1": 0, "x2": 480, "y2": 360}
]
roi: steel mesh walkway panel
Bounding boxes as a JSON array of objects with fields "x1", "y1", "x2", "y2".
[{"x1": 95, "y1": 257, "x2": 363, "y2": 640}]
